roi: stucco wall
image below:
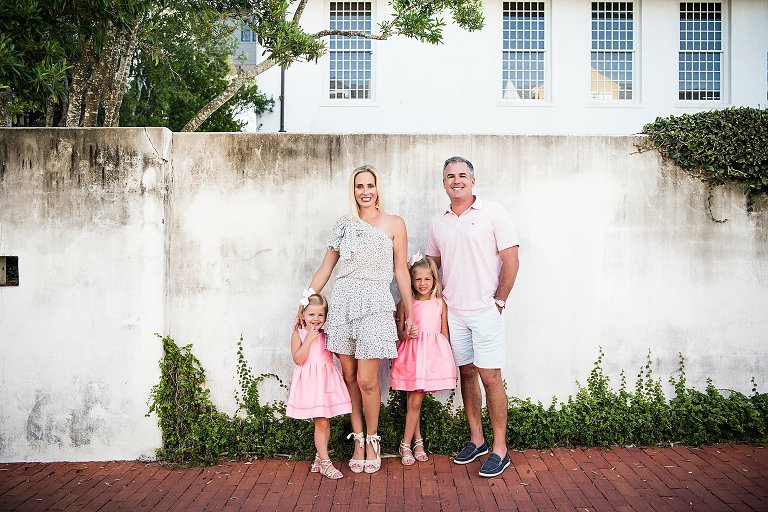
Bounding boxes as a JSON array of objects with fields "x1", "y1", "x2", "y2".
[
  {"x1": 0, "y1": 128, "x2": 170, "y2": 461},
  {"x1": 1, "y1": 129, "x2": 766, "y2": 461}
]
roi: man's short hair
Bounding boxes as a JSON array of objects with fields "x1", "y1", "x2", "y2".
[{"x1": 443, "y1": 156, "x2": 474, "y2": 176}]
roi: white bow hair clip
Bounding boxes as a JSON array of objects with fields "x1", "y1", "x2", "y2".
[
  {"x1": 407, "y1": 250, "x2": 424, "y2": 268},
  {"x1": 299, "y1": 287, "x2": 316, "y2": 306}
]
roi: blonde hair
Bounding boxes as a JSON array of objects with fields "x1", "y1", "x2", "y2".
[
  {"x1": 298, "y1": 293, "x2": 329, "y2": 318},
  {"x1": 409, "y1": 257, "x2": 441, "y2": 299},
  {"x1": 348, "y1": 165, "x2": 383, "y2": 219}
]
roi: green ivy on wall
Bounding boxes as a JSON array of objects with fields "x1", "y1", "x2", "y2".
[
  {"x1": 147, "y1": 336, "x2": 768, "y2": 465},
  {"x1": 640, "y1": 107, "x2": 768, "y2": 216}
]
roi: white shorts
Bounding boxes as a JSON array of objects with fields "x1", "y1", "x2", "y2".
[{"x1": 448, "y1": 307, "x2": 507, "y2": 369}]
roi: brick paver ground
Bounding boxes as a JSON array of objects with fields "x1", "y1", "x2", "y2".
[{"x1": 1, "y1": 444, "x2": 766, "y2": 511}]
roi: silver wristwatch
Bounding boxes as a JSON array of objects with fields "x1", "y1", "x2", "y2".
[{"x1": 494, "y1": 298, "x2": 506, "y2": 309}]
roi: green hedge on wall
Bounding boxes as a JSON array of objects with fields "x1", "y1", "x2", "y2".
[{"x1": 641, "y1": 107, "x2": 768, "y2": 208}]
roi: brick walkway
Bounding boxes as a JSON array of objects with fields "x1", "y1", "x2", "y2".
[{"x1": 1, "y1": 444, "x2": 766, "y2": 511}]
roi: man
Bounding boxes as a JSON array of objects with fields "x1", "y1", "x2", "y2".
[{"x1": 426, "y1": 156, "x2": 520, "y2": 478}]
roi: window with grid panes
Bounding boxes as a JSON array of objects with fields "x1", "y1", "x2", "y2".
[
  {"x1": 329, "y1": 2, "x2": 372, "y2": 100},
  {"x1": 502, "y1": 1, "x2": 546, "y2": 100},
  {"x1": 591, "y1": 2, "x2": 635, "y2": 100},
  {"x1": 679, "y1": 2, "x2": 723, "y2": 101}
]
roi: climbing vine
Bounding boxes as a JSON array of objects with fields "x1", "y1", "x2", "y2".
[
  {"x1": 640, "y1": 107, "x2": 768, "y2": 214},
  {"x1": 148, "y1": 336, "x2": 768, "y2": 465}
]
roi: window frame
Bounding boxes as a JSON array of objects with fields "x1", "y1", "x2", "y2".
[
  {"x1": 588, "y1": 1, "x2": 640, "y2": 104},
  {"x1": 326, "y1": 1, "x2": 376, "y2": 104},
  {"x1": 676, "y1": 1, "x2": 729, "y2": 106},
  {"x1": 240, "y1": 24, "x2": 253, "y2": 43},
  {"x1": 500, "y1": 0, "x2": 551, "y2": 104}
]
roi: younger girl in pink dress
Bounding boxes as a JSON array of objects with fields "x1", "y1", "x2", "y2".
[
  {"x1": 390, "y1": 253, "x2": 456, "y2": 465},
  {"x1": 286, "y1": 293, "x2": 352, "y2": 479}
]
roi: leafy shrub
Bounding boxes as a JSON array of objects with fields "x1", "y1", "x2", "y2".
[{"x1": 148, "y1": 336, "x2": 767, "y2": 465}]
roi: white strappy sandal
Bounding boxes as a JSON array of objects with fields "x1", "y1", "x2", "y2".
[
  {"x1": 318, "y1": 459, "x2": 343, "y2": 480},
  {"x1": 413, "y1": 438, "x2": 429, "y2": 462},
  {"x1": 364, "y1": 433, "x2": 382, "y2": 474},
  {"x1": 347, "y1": 432, "x2": 365, "y2": 474},
  {"x1": 310, "y1": 453, "x2": 321, "y2": 472},
  {"x1": 399, "y1": 441, "x2": 415, "y2": 466}
]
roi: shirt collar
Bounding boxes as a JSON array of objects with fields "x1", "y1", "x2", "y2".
[{"x1": 444, "y1": 196, "x2": 483, "y2": 215}]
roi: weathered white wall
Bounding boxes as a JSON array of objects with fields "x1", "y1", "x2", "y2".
[
  {"x1": 0, "y1": 129, "x2": 170, "y2": 461},
  {"x1": 252, "y1": 0, "x2": 768, "y2": 135},
  {"x1": 1, "y1": 129, "x2": 767, "y2": 462}
]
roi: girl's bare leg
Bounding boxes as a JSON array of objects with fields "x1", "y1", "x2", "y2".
[
  {"x1": 314, "y1": 417, "x2": 330, "y2": 460},
  {"x1": 403, "y1": 391, "x2": 425, "y2": 445}
]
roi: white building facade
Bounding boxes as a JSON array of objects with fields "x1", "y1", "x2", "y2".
[{"x1": 236, "y1": 0, "x2": 768, "y2": 134}]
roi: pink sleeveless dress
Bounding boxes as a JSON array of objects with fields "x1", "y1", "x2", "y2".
[
  {"x1": 390, "y1": 298, "x2": 456, "y2": 392},
  {"x1": 286, "y1": 329, "x2": 352, "y2": 419}
]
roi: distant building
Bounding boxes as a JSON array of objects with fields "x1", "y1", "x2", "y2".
[
  {"x1": 234, "y1": 0, "x2": 768, "y2": 134},
  {"x1": 233, "y1": 22, "x2": 260, "y2": 70}
]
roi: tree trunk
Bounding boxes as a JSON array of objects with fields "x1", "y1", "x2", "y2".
[
  {"x1": 66, "y1": 46, "x2": 95, "y2": 127},
  {"x1": 58, "y1": 89, "x2": 69, "y2": 126},
  {"x1": 182, "y1": 57, "x2": 278, "y2": 132},
  {"x1": 83, "y1": 28, "x2": 119, "y2": 127},
  {"x1": 104, "y1": 22, "x2": 140, "y2": 127},
  {"x1": 1, "y1": 90, "x2": 12, "y2": 127},
  {"x1": 45, "y1": 101, "x2": 54, "y2": 127}
]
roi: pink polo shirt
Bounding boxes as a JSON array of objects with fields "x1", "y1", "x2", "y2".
[{"x1": 426, "y1": 197, "x2": 519, "y2": 315}]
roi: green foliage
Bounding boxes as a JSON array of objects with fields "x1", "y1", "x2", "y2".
[
  {"x1": 3, "y1": 0, "x2": 485, "y2": 129},
  {"x1": 641, "y1": 107, "x2": 768, "y2": 207},
  {"x1": 243, "y1": 0, "x2": 326, "y2": 66},
  {"x1": 119, "y1": 10, "x2": 273, "y2": 131},
  {"x1": 379, "y1": 0, "x2": 484, "y2": 44},
  {"x1": 146, "y1": 335, "x2": 236, "y2": 463},
  {"x1": 0, "y1": 1, "x2": 71, "y2": 121},
  {"x1": 668, "y1": 355, "x2": 765, "y2": 445},
  {"x1": 1, "y1": 0, "x2": 272, "y2": 127},
  {"x1": 148, "y1": 336, "x2": 768, "y2": 465}
]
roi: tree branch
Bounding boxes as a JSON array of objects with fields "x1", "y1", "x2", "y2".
[
  {"x1": 312, "y1": 29, "x2": 388, "y2": 40},
  {"x1": 292, "y1": 0, "x2": 311, "y2": 23},
  {"x1": 181, "y1": 56, "x2": 279, "y2": 132},
  {"x1": 313, "y1": 0, "x2": 443, "y2": 41}
]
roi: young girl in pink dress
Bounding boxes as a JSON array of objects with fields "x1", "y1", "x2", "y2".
[
  {"x1": 286, "y1": 293, "x2": 352, "y2": 479},
  {"x1": 390, "y1": 253, "x2": 456, "y2": 465}
]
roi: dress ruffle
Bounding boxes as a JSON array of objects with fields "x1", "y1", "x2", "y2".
[
  {"x1": 327, "y1": 215, "x2": 367, "y2": 261},
  {"x1": 326, "y1": 278, "x2": 395, "y2": 328}
]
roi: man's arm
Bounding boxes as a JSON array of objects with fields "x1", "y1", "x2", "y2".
[{"x1": 494, "y1": 246, "x2": 519, "y2": 312}]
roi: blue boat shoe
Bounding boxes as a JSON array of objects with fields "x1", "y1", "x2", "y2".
[
  {"x1": 452, "y1": 441, "x2": 489, "y2": 465},
  {"x1": 479, "y1": 453, "x2": 511, "y2": 478}
]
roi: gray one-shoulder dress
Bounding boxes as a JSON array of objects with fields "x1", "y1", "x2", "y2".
[{"x1": 324, "y1": 215, "x2": 399, "y2": 360}]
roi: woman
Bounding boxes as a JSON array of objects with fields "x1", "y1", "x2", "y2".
[{"x1": 303, "y1": 165, "x2": 413, "y2": 474}]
